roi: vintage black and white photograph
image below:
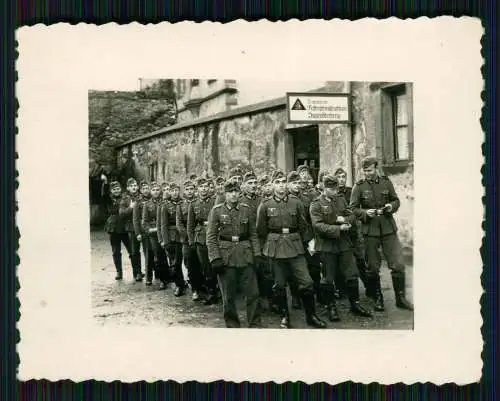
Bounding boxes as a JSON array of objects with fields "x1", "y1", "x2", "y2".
[
  {"x1": 89, "y1": 79, "x2": 414, "y2": 330},
  {"x1": 17, "y1": 19, "x2": 483, "y2": 382}
]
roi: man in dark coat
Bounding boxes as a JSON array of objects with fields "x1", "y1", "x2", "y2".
[
  {"x1": 207, "y1": 179, "x2": 262, "y2": 328},
  {"x1": 105, "y1": 181, "x2": 131, "y2": 280},
  {"x1": 310, "y1": 175, "x2": 372, "y2": 321},
  {"x1": 118, "y1": 178, "x2": 143, "y2": 281},
  {"x1": 176, "y1": 179, "x2": 204, "y2": 301},
  {"x1": 159, "y1": 182, "x2": 186, "y2": 296},
  {"x1": 350, "y1": 156, "x2": 413, "y2": 311},
  {"x1": 256, "y1": 170, "x2": 326, "y2": 329},
  {"x1": 187, "y1": 177, "x2": 218, "y2": 305}
]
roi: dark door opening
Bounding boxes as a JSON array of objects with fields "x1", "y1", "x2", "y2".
[{"x1": 291, "y1": 125, "x2": 320, "y2": 182}]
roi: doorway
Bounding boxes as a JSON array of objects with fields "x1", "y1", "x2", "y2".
[{"x1": 290, "y1": 125, "x2": 320, "y2": 182}]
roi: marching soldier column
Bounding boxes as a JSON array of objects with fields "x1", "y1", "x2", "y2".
[{"x1": 102, "y1": 155, "x2": 413, "y2": 328}]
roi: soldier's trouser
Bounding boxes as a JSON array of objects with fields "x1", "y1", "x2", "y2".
[
  {"x1": 109, "y1": 233, "x2": 131, "y2": 274},
  {"x1": 255, "y1": 256, "x2": 274, "y2": 299},
  {"x1": 197, "y1": 244, "x2": 217, "y2": 295},
  {"x1": 321, "y1": 251, "x2": 359, "y2": 283},
  {"x1": 217, "y1": 266, "x2": 261, "y2": 328},
  {"x1": 303, "y1": 251, "x2": 322, "y2": 295},
  {"x1": 364, "y1": 234, "x2": 405, "y2": 278},
  {"x1": 127, "y1": 232, "x2": 142, "y2": 276},
  {"x1": 182, "y1": 243, "x2": 203, "y2": 291},
  {"x1": 142, "y1": 236, "x2": 154, "y2": 281},
  {"x1": 166, "y1": 242, "x2": 185, "y2": 288},
  {"x1": 271, "y1": 256, "x2": 314, "y2": 293},
  {"x1": 148, "y1": 234, "x2": 168, "y2": 282}
]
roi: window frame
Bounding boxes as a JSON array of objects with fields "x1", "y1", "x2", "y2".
[{"x1": 379, "y1": 83, "x2": 414, "y2": 170}]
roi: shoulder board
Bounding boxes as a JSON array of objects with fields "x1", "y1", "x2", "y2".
[
  {"x1": 240, "y1": 202, "x2": 250, "y2": 208},
  {"x1": 213, "y1": 203, "x2": 223, "y2": 210},
  {"x1": 288, "y1": 194, "x2": 299, "y2": 199},
  {"x1": 312, "y1": 195, "x2": 322, "y2": 202}
]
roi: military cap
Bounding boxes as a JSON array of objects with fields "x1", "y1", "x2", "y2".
[
  {"x1": 197, "y1": 177, "x2": 208, "y2": 186},
  {"x1": 150, "y1": 181, "x2": 161, "y2": 190},
  {"x1": 189, "y1": 173, "x2": 198, "y2": 181},
  {"x1": 224, "y1": 179, "x2": 241, "y2": 193},
  {"x1": 258, "y1": 174, "x2": 270, "y2": 185},
  {"x1": 161, "y1": 181, "x2": 169, "y2": 189},
  {"x1": 215, "y1": 176, "x2": 225, "y2": 185},
  {"x1": 334, "y1": 167, "x2": 347, "y2": 176},
  {"x1": 297, "y1": 165, "x2": 310, "y2": 174},
  {"x1": 228, "y1": 165, "x2": 244, "y2": 179},
  {"x1": 243, "y1": 172, "x2": 257, "y2": 182},
  {"x1": 169, "y1": 182, "x2": 180, "y2": 190},
  {"x1": 323, "y1": 175, "x2": 339, "y2": 189},
  {"x1": 183, "y1": 179, "x2": 195, "y2": 189},
  {"x1": 287, "y1": 171, "x2": 301, "y2": 183},
  {"x1": 126, "y1": 178, "x2": 137, "y2": 186},
  {"x1": 361, "y1": 156, "x2": 378, "y2": 169},
  {"x1": 271, "y1": 170, "x2": 285, "y2": 182},
  {"x1": 110, "y1": 181, "x2": 121, "y2": 190},
  {"x1": 139, "y1": 181, "x2": 149, "y2": 188}
]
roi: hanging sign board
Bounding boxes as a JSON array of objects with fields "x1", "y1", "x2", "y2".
[{"x1": 286, "y1": 92, "x2": 351, "y2": 124}]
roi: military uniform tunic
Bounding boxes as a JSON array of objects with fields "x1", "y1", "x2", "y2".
[
  {"x1": 206, "y1": 201, "x2": 261, "y2": 327},
  {"x1": 159, "y1": 198, "x2": 184, "y2": 287},
  {"x1": 256, "y1": 195, "x2": 313, "y2": 293},
  {"x1": 119, "y1": 192, "x2": 142, "y2": 276},
  {"x1": 350, "y1": 175, "x2": 404, "y2": 275},
  {"x1": 310, "y1": 193, "x2": 358, "y2": 282},
  {"x1": 105, "y1": 194, "x2": 131, "y2": 274},
  {"x1": 142, "y1": 197, "x2": 168, "y2": 281}
]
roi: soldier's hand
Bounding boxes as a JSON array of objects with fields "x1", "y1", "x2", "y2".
[
  {"x1": 340, "y1": 223, "x2": 352, "y2": 231},
  {"x1": 336, "y1": 216, "x2": 346, "y2": 223},
  {"x1": 136, "y1": 235, "x2": 142, "y2": 241},
  {"x1": 160, "y1": 242, "x2": 165, "y2": 248},
  {"x1": 384, "y1": 203, "x2": 393, "y2": 213},
  {"x1": 366, "y1": 209, "x2": 376, "y2": 218},
  {"x1": 130, "y1": 201, "x2": 136, "y2": 208}
]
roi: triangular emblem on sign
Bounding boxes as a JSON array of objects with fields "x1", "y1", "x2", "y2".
[{"x1": 291, "y1": 98, "x2": 306, "y2": 110}]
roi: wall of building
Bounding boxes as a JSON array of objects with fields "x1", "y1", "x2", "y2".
[{"x1": 121, "y1": 107, "x2": 288, "y2": 184}]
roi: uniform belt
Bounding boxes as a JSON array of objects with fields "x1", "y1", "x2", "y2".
[
  {"x1": 269, "y1": 228, "x2": 297, "y2": 234},
  {"x1": 219, "y1": 234, "x2": 249, "y2": 242}
]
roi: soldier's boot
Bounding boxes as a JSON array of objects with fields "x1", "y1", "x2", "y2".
[
  {"x1": 302, "y1": 291, "x2": 327, "y2": 329},
  {"x1": 113, "y1": 254, "x2": 123, "y2": 280},
  {"x1": 327, "y1": 300, "x2": 341, "y2": 322},
  {"x1": 346, "y1": 279, "x2": 373, "y2": 317},
  {"x1": 356, "y1": 258, "x2": 372, "y2": 298},
  {"x1": 392, "y1": 273, "x2": 414, "y2": 311},
  {"x1": 373, "y1": 275, "x2": 385, "y2": 312},
  {"x1": 132, "y1": 254, "x2": 143, "y2": 282},
  {"x1": 276, "y1": 289, "x2": 291, "y2": 329}
]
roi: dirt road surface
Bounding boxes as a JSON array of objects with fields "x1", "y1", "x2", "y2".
[{"x1": 92, "y1": 230, "x2": 413, "y2": 330}]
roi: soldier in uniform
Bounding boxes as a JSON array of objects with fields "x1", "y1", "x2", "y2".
[
  {"x1": 118, "y1": 178, "x2": 143, "y2": 281},
  {"x1": 350, "y1": 156, "x2": 413, "y2": 311},
  {"x1": 256, "y1": 174, "x2": 270, "y2": 198},
  {"x1": 240, "y1": 172, "x2": 274, "y2": 312},
  {"x1": 187, "y1": 177, "x2": 218, "y2": 305},
  {"x1": 207, "y1": 179, "x2": 263, "y2": 328},
  {"x1": 214, "y1": 176, "x2": 226, "y2": 205},
  {"x1": 159, "y1": 182, "x2": 186, "y2": 296},
  {"x1": 141, "y1": 182, "x2": 169, "y2": 290},
  {"x1": 256, "y1": 170, "x2": 327, "y2": 329},
  {"x1": 161, "y1": 182, "x2": 171, "y2": 201},
  {"x1": 176, "y1": 179, "x2": 204, "y2": 301},
  {"x1": 229, "y1": 165, "x2": 244, "y2": 186},
  {"x1": 310, "y1": 175, "x2": 372, "y2": 321},
  {"x1": 334, "y1": 167, "x2": 370, "y2": 297},
  {"x1": 105, "y1": 181, "x2": 132, "y2": 280},
  {"x1": 134, "y1": 182, "x2": 154, "y2": 285}
]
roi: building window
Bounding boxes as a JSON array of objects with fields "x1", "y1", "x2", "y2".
[
  {"x1": 392, "y1": 87, "x2": 409, "y2": 161},
  {"x1": 149, "y1": 161, "x2": 158, "y2": 181},
  {"x1": 380, "y1": 83, "x2": 413, "y2": 167},
  {"x1": 161, "y1": 161, "x2": 166, "y2": 180},
  {"x1": 208, "y1": 79, "x2": 216, "y2": 84},
  {"x1": 191, "y1": 79, "x2": 199, "y2": 86}
]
